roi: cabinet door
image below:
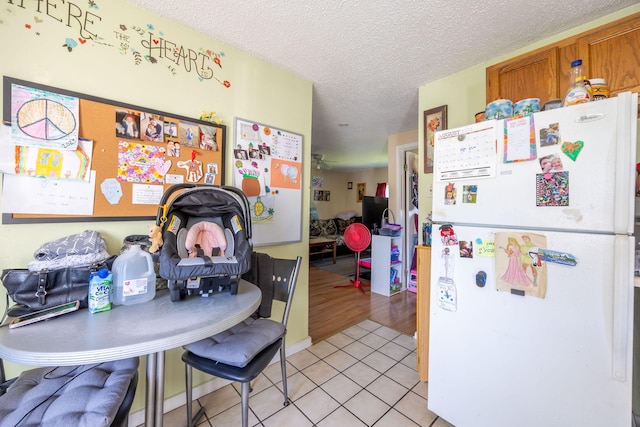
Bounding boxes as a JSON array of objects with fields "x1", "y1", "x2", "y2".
[
  {"x1": 577, "y1": 15, "x2": 640, "y2": 98},
  {"x1": 486, "y1": 48, "x2": 559, "y2": 105},
  {"x1": 415, "y1": 246, "x2": 431, "y2": 382}
]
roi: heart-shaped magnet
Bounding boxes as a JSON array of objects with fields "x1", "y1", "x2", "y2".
[{"x1": 561, "y1": 140, "x2": 584, "y2": 161}]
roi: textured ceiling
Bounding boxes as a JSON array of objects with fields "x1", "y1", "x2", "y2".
[{"x1": 127, "y1": 0, "x2": 637, "y2": 170}]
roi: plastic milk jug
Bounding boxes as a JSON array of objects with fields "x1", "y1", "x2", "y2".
[
  {"x1": 89, "y1": 268, "x2": 113, "y2": 313},
  {"x1": 112, "y1": 244, "x2": 156, "y2": 305}
]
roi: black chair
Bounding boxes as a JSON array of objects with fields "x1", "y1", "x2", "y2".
[
  {"x1": 0, "y1": 357, "x2": 139, "y2": 427},
  {"x1": 182, "y1": 255, "x2": 302, "y2": 427}
]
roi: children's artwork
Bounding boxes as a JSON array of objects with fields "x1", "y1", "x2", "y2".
[
  {"x1": 141, "y1": 112, "x2": 164, "y2": 142},
  {"x1": 115, "y1": 110, "x2": 141, "y2": 140},
  {"x1": 270, "y1": 158, "x2": 300, "y2": 189},
  {"x1": 177, "y1": 159, "x2": 203, "y2": 183},
  {"x1": 561, "y1": 140, "x2": 584, "y2": 161},
  {"x1": 437, "y1": 277, "x2": 457, "y2": 311},
  {"x1": 235, "y1": 164, "x2": 266, "y2": 197},
  {"x1": 503, "y1": 115, "x2": 537, "y2": 163},
  {"x1": 2, "y1": 171, "x2": 96, "y2": 215},
  {"x1": 0, "y1": 125, "x2": 93, "y2": 182},
  {"x1": 249, "y1": 195, "x2": 275, "y2": 223},
  {"x1": 100, "y1": 178, "x2": 123, "y2": 205},
  {"x1": 536, "y1": 171, "x2": 569, "y2": 206},
  {"x1": 239, "y1": 122, "x2": 262, "y2": 143},
  {"x1": 117, "y1": 141, "x2": 167, "y2": 184},
  {"x1": 234, "y1": 118, "x2": 302, "y2": 245},
  {"x1": 11, "y1": 83, "x2": 79, "y2": 150},
  {"x1": 495, "y1": 232, "x2": 547, "y2": 298}
]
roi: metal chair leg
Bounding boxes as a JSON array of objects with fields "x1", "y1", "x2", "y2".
[
  {"x1": 241, "y1": 381, "x2": 250, "y2": 427},
  {"x1": 185, "y1": 364, "x2": 205, "y2": 427},
  {"x1": 279, "y1": 343, "x2": 289, "y2": 406}
]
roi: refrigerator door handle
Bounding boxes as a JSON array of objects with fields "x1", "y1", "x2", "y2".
[
  {"x1": 613, "y1": 91, "x2": 638, "y2": 235},
  {"x1": 612, "y1": 235, "x2": 632, "y2": 382}
]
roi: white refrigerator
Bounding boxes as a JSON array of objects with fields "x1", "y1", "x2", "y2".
[{"x1": 428, "y1": 92, "x2": 637, "y2": 427}]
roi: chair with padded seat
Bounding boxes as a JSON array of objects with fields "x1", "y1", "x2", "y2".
[
  {"x1": 0, "y1": 356, "x2": 139, "y2": 427},
  {"x1": 182, "y1": 255, "x2": 302, "y2": 427}
]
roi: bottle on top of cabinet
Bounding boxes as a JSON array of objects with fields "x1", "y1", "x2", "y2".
[{"x1": 563, "y1": 59, "x2": 591, "y2": 107}]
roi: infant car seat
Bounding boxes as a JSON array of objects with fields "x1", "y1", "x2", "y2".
[{"x1": 156, "y1": 184, "x2": 252, "y2": 302}]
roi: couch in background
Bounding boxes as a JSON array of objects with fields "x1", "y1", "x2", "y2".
[{"x1": 309, "y1": 216, "x2": 362, "y2": 257}]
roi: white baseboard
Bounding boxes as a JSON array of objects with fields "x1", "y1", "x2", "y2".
[{"x1": 128, "y1": 335, "x2": 312, "y2": 426}]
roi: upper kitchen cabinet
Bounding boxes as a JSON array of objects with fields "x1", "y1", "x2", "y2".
[
  {"x1": 486, "y1": 47, "x2": 560, "y2": 106},
  {"x1": 577, "y1": 14, "x2": 640, "y2": 98},
  {"x1": 487, "y1": 12, "x2": 640, "y2": 107}
]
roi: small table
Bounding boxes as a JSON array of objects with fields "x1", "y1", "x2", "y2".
[
  {"x1": 0, "y1": 280, "x2": 261, "y2": 427},
  {"x1": 309, "y1": 237, "x2": 337, "y2": 264}
]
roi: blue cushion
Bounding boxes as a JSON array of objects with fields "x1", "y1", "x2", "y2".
[
  {"x1": 0, "y1": 358, "x2": 139, "y2": 427},
  {"x1": 184, "y1": 317, "x2": 285, "y2": 368}
]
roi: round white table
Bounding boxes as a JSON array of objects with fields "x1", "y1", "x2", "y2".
[{"x1": 0, "y1": 280, "x2": 261, "y2": 427}]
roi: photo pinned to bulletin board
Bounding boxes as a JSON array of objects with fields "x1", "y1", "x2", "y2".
[{"x1": 233, "y1": 117, "x2": 303, "y2": 246}]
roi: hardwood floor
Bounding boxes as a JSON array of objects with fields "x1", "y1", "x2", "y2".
[{"x1": 308, "y1": 264, "x2": 417, "y2": 343}]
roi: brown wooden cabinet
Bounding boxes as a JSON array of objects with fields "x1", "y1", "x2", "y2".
[
  {"x1": 487, "y1": 12, "x2": 640, "y2": 109},
  {"x1": 415, "y1": 245, "x2": 431, "y2": 382}
]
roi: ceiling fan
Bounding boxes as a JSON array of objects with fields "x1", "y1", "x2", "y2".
[{"x1": 311, "y1": 153, "x2": 335, "y2": 170}]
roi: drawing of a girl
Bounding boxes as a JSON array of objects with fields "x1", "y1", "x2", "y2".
[{"x1": 500, "y1": 237, "x2": 532, "y2": 286}]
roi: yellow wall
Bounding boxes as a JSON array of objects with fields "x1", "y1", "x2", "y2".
[
  {"x1": 417, "y1": 4, "x2": 640, "y2": 225},
  {"x1": 0, "y1": 0, "x2": 312, "y2": 411}
]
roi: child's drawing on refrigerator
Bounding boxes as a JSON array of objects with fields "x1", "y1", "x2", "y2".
[{"x1": 495, "y1": 232, "x2": 547, "y2": 298}]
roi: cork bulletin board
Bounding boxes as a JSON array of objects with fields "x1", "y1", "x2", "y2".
[{"x1": 1, "y1": 76, "x2": 226, "y2": 223}]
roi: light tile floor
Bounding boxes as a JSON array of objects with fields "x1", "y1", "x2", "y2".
[{"x1": 160, "y1": 319, "x2": 455, "y2": 426}]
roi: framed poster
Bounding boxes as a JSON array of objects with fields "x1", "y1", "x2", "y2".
[
  {"x1": 424, "y1": 105, "x2": 447, "y2": 174},
  {"x1": 356, "y1": 182, "x2": 366, "y2": 202},
  {"x1": 233, "y1": 117, "x2": 303, "y2": 246}
]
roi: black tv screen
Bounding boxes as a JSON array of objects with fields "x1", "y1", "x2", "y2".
[{"x1": 361, "y1": 196, "x2": 388, "y2": 233}]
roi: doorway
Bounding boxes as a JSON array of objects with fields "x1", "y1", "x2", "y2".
[{"x1": 394, "y1": 141, "x2": 418, "y2": 289}]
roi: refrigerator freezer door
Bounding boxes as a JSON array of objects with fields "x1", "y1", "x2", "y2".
[
  {"x1": 428, "y1": 225, "x2": 633, "y2": 427},
  {"x1": 432, "y1": 93, "x2": 638, "y2": 234}
]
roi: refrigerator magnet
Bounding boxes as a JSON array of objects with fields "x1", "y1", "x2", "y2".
[
  {"x1": 444, "y1": 183, "x2": 456, "y2": 205},
  {"x1": 536, "y1": 171, "x2": 569, "y2": 207},
  {"x1": 537, "y1": 249, "x2": 577, "y2": 266},
  {"x1": 439, "y1": 224, "x2": 458, "y2": 246},
  {"x1": 561, "y1": 140, "x2": 584, "y2": 161},
  {"x1": 462, "y1": 185, "x2": 477, "y2": 203}
]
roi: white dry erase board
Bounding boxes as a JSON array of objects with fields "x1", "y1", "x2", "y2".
[{"x1": 233, "y1": 117, "x2": 302, "y2": 246}]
